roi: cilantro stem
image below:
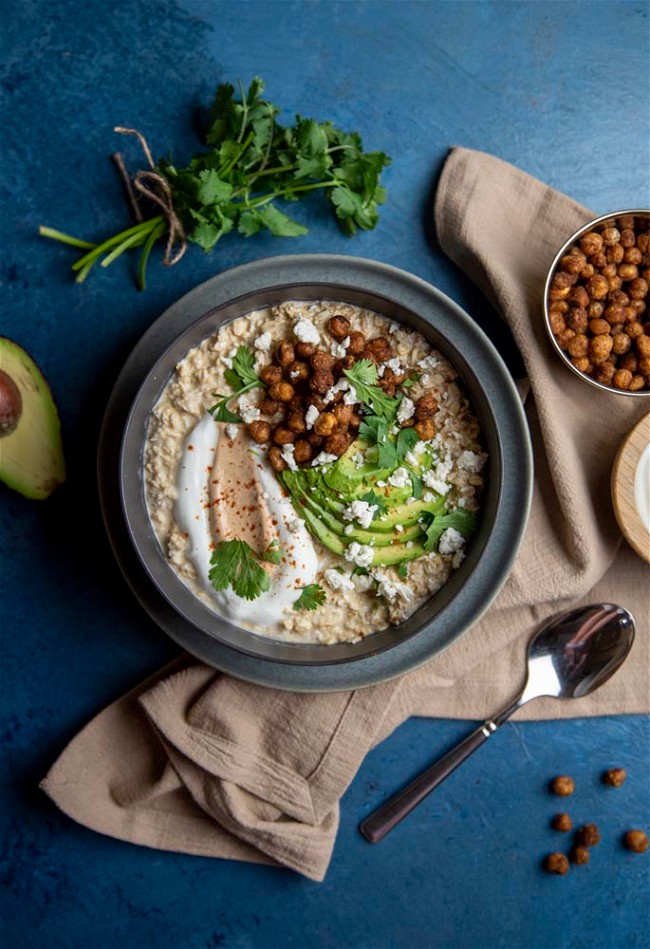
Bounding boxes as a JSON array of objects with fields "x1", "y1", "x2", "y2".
[
  {"x1": 101, "y1": 229, "x2": 150, "y2": 267},
  {"x1": 70, "y1": 217, "x2": 163, "y2": 272},
  {"x1": 137, "y1": 220, "x2": 166, "y2": 291},
  {"x1": 38, "y1": 226, "x2": 96, "y2": 250}
]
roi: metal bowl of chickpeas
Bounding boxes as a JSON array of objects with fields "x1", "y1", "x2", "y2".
[{"x1": 544, "y1": 210, "x2": 650, "y2": 396}]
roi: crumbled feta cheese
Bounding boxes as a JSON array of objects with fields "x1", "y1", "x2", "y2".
[
  {"x1": 226, "y1": 424, "x2": 238, "y2": 441},
  {"x1": 304, "y1": 404, "x2": 320, "y2": 430},
  {"x1": 373, "y1": 573, "x2": 414, "y2": 603},
  {"x1": 342, "y1": 499, "x2": 378, "y2": 529},
  {"x1": 344, "y1": 524, "x2": 355, "y2": 536},
  {"x1": 311, "y1": 451, "x2": 338, "y2": 467},
  {"x1": 353, "y1": 572, "x2": 374, "y2": 592},
  {"x1": 413, "y1": 439, "x2": 428, "y2": 455},
  {"x1": 293, "y1": 319, "x2": 320, "y2": 345},
  {"x1": 388, "y1": 466, "x2": 410, "y2": 488},
  {"x1": 420, "y1": 355, "x2": 440, "y2": 370},
  {"x1": 376, "y1": 480, "x2": 387, "y2": 488},
  {"x1": 394, "y1": 524, "x2": 404, "y2": 533},
  {"x1": 396, "y1": 396, "x2": 415, "y2": 424},
  {"x1": 343, "y1": 386, "x2": 359, "y2": 405},
  {"x1": 423, "y1": 470, "x2": 450, "y2": 495},
  {"x1": 438, "y1": 527, "x2": 466, "y2": 555},
  {"x1": 422, "y1": 492, "x2": 435, "y2": 503},
  {"x1": 344, "y1": 542, "x2": 374, "y2": 568},
  {"x1": 457, "y1": 498, "x2": 468, "y2": 508},
  {"x1": 281, "y1": 444, "x2": 298, "y2": 471},
  {"x1": 239, "y1": 403, "x2": 261, "y2": 424},
  {"x1": 384, "y1": 357, "x2": 403, "y2": 374},
  {"x1": 254, "y1": 332, "x2": 272, "y2": 352},
  {"x1": 452, "y1": 549, "x2": 466, "y2": 569},
  {"x1": 330, "y1": 341, "x2": 347, "y2": 358},
  {"x1": 458, "y1": 450, "x2": 488, "y2": 473},
  {"x1": 388, "y1": 321, "x2": 400, "y2": 334},
  {"x1": 324, "y1": 568, "x2": 355, "y2": 592},
  {"x1": 406, "y1": 541, "x2": 414, "y2": 548},
  {"x1": 288, "y1": 519, "x2": 301, "y2": 532},
  {"x1": 389, "y1": 424, "x2": 400, "y2": 436},
  {"x1": 352, "y1": 451, "x2": 364, "y2": 468},
  {"x1": 420, "y1": 373, "x2": 431, "y2": 386},
  {"x1": 324, "y1": 378, "x2": 350, "y2": 403}
]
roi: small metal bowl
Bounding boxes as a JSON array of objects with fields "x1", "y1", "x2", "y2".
[
  {"x1": 543, "y1": 209, "x2": 650, "y2": 397},
  {"x1": 104, "y1": 254, "x2": 533, "y2": 691}
]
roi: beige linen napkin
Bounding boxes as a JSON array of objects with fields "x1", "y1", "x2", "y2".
[{"x1": 41, "y1": 148, "x2": 649, "y2": 882}]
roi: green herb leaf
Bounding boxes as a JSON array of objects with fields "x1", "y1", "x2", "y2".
[
  {"x1": 260, "y1": 540, "x2": 282, "y2": 564},
  {"x1": 402, "y1": 371, "x2": 421, "y2": 388},
  {"x1": 359, "y1": 490, "x2": 388, "y2": 516},
  {"x1": 396, "y1": 427, "x2": 418, "y2": 459},
  {"x1": 209, "y1": 540, "x2": 271, "y2": 600},
  {"x1": 397, "y1": 563, "x2": 409, "y2": 579},
  {"x1": 293, "y1": 584, "x2": 327, "y2": 612},
  {"x1": 255, "y1": 203, "x2": 309, "y2": 237},
  {"x1": 197, "y1": 169, "x2": 234, "y2": 205},
  {"x1": 423, "y1": 509, "x2": 477, "y2": 553},
  {"x1": 230, "y1": 346, "x2": 259, "y2": 387},
  {"x1": 409, "y1": 470, "x2": 423, "y2": 500},
  {"x1": 208, "y1": 393, "x2": 242, "y2": 424},
  {"x1": 343, "y1": 361, "x2": 401, "y2": 419}
]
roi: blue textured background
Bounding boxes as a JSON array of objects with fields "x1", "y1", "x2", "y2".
[{"x1": 1, "y1": 2, "x2": 649, "y2": 947}]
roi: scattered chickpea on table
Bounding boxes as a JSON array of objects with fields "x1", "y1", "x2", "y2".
[{"x1": 547, "y1": 214, "x2": 650, "y2": 391}]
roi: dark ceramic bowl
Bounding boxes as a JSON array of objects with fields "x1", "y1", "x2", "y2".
[{"x1": 105, "y1": 254, "x2": 532, "y2": 691}]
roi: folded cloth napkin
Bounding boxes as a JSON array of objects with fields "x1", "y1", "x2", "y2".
[{"x1": 41, "y1": 148, "x2": 649, "y2": 882}]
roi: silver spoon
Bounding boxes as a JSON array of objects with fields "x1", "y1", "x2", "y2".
[{"x1": 360, "y1": 603, "x2": 635, "y2": 844}]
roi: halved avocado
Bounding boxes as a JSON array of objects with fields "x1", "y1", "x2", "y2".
[{"x1": 0, "y1": 338, "x2": 65, "y2": 500}]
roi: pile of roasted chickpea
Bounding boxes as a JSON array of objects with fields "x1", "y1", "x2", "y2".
[
  {"x1": 547, "y1": 213, "x2": 650, "y2": 392},
  {"x1": 246, "y1": 315, "x2": 438, "y2": 471}
]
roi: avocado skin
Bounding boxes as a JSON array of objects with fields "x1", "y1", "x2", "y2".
[{"x1": 0, "y1": 337, "x2": 65, "y2": 500}]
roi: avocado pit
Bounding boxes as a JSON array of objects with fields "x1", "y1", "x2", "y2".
[{"x1": 0, "y1": 369, "x2": 23, "y2": 436}]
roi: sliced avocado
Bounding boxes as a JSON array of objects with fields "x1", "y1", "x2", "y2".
[
  {"x1": 0, "y1": 338, "x2": 65, "y2": 500},
  {"x1": 323, "y1": 439, "x2": 393, "y2": 494},
  {"x1": 297, "y1": 505, "x2": 347, "y2": 556},
  {"x1": 369, "y1": 539, "x2": 427, "y2": 567}
]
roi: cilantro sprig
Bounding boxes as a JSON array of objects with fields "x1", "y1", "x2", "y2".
[
  {"x1": 343, "y1": 360, "x2": 401, "y2": 420},
  {"x1": 293, "y1": 584, "x2": 327, "y2": 612},
  {"x1": 40, "y1": 77, "x2": 391, "y2": 289},
  {"x1": 209, "y1": 539, "x2": 274, "y2": 600},
  {"x1": 422, "y1": 509, "x2": 477, "y2": 552},
  {"x1": 208, "y1": 345, "x2": 263, "y2": 423}
]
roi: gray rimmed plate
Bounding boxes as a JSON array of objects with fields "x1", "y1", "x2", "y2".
[{"x1": 99, "y1": 254, "x2": 532, "y2": 691}]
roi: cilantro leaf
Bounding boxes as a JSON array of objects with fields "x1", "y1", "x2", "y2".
[
  {"x1": 397, "y1": 563, "x2": 409, "y2": 579},
  {"x1": 260, "y1": 540, "x2": 282, "y2": 564},
  {"x1": 409, "y1": 470, "x2": 423, "y2": 500},
  {"x1": 293, "y1": 584, "x2": 327, "y2": 612},
  {"x1": 229, "y1": 346, "x2": 259, "y2": 387},
  {"x1": 422, "y1": 509, "x2": 477, "y2": 553},
  {"x1": 396, "y1": 427, "x2": 418, "y2": 459},
  {"x1": 197, "y1": 169, "x2": 234, "y2": 205},
  {"x1": 256, "y1": 203, "x2": 309, "y2": 237},
  {"x1": 209, "y1": 540, "x2": 271, "y2": 600},
  {"x1": 360, "y1": 490, "x2": 388, "y2": 516},
  {"x1": 208, "y1": 393, "x2": 242, "y2": 424},
  {"x1": 402, "y1": 372, "x2": 421, "y2": 388},
  {"x1": 343, "y1": 361, "x2": 401, "y2": 419}
]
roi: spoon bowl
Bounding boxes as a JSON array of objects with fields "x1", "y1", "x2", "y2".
[{"x1": 360, "y1": 603, "x2": 636, "y2": 843}]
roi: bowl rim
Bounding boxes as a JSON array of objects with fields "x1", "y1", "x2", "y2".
[
  {"x1": 101, "y1": 253, "x2": 533, "y2": 691},
  {"x1": 542, "y1": 208, "x2": 650, "y2": 398}
]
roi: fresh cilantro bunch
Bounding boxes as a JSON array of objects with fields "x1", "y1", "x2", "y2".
[
  {"x1": 209, "y1": 538, "x2": 282, "y2": 600},
  {"x1": 39, "y1": 77, "x2": 391, "y2": 289}
]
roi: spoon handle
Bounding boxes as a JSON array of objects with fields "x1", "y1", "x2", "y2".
[{"x1": 359, "y1": 699, "x2": 521, "y2": 844}]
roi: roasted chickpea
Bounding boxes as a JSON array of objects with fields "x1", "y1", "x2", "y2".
[
  {"x1": 414, "y1": 418, "x2": 436, "y2": 440},
  {"x1": 272, "y1": 426, "x2": 295, "y2": 445},
  {"x1": 571, "y1": 847, "x2": 590, "y2": 866},
  {"x1": 568, "y1": 285, "x2": 590, "y2": 308},
  {"x1": 624, "y1": 247, "x2": 642, "y2": 265},
  {"x1": 628, "y1": 277, "x2": 648, "y2": 300},
  {"x1": 572, "y1": 357, "x2": 593, "y2": 374},
  {"x1": 340, "y1": 353, "x2": 356, "y2": 370},
  {"x1": 260, "y1": 364, "x2": 283, "y2": 386},
  {"x1": 589, "y1": 318, "x2": 610, "y2": 335},
  {"x1": 286, "y1": 360, "x2": 310, "y2": 383},
  {"x1": 306, "y1": 393, "x2": 326, "y2": 412},
  {"x1": 309, "y1": 370, "x2": 335, "y2": 394},
  {"x1": 365, "y1": 336, "x2": 392, "y2": 361},
  {"x1": 560, "y1": 253, "x2": 586, "y2": 274},
  {"x1": 551, "y1": 776, "x2": 575, "y2": 797},
  {"x1": 310, "y1": 350, "x2": 336, "y2": 372},
  {"x1": 594, "y1": 360, "x2": 616, "y2": 385},
  {"x1": 268, "y1": 446, "x2": 287, "y2": 472},
  {"x1": 630, "y1": 374, "x2": 646, "y2": 391},
  {"x1": 295, "y1": 341, "x2": 316, "y2": 359},
  {"x1": 378, "y1": 376, "x2": 397, "y2": 397},
  {"x1": 551, "y1": 300, "x2": 570, "y2": 315},
  {"x1": 247, "y1": 420, "x2": 271, "y2": 444},
  {"x1": 601, "y1": 226, "x2": 621, "y2": 246},
  {"x1": 550, "y1": 312, "x2": 567, "y2": 334},
  {"x1": 268, "y1": 381, "x2": 295, "y2": 402},
  {"x1": 588, "y1": 300, "x2": 604, "y2": 319},
  {"x1": 612, "y1": 369, "x2": 633, "y2": 390},
  {"x1": 275, "y1": 341, "x2": 295, "y2": 366},
  {"x1": 607, "y1": 242, "x2": 625, "y2": 265},
  {"x1": 607, "y1": 275, "x2": 623, "y2": 293},
  {"x1": 326, "y1": 315, "x2": 351, "y2": 340},
  {"x1": 567, "y1": 335, "x2": 589, "y2": 358},
  {"x1": 619, "y1": 228, "x2": 636, "y2": 248},
  {"x1": 258, "y1": 397, "x2": 281, "y2": 416},
  {"x1": 636, "y1": 335, "x2": 650, "y2": 357},
  {"x1": 638, "y1": 232, "x2": 650, "y2": 254},
  {"x1": 324, "y1": 432, "x2": 351, "y2": 456},
  {"x1": 585, "y1": 275, "x2": 609, "y2": 300},
  {"x1": 306, "y1": 431, "x2": 324, "y2": 447},
  {"x1": 619, "y1": 353, "x2": 639, "y2": 373},
  {"x1": 580, "y1": 262, "x2": 595, "y2": 279},
  {"x1": 349, "y1": 412, "x2": 362, "y2": 430},
  {"x1": 566, "y1": 308, "x2": 588, "y2": 333},
  {"x1": 414, "y1": 394, "x2": 438, "y2": 420},
  {"x1": 552, "y1": 813, "x2": 573, "y2": 832},
  {"x1": 333, "y1": 403, "x2": 353, "y2": 426},
  {"x1": 639, "y1": 356, "x2": 650, "y2": 374},
  {"x1": 555, "y1": 328, "x2": 576, "y2": 350},
  {"x1": 314, "y1": 412, "x2": 337, "y2": 436},
  {"x1": 618, "y1": 215, "x2": 635, "y2": 230},
  {"x1": 292, "y1": 439, "x2": 313, "y2": 464},
  {"x1": 603, "y1": 304, "x2": 626, "y2": 325},
  {"x1": 580, "y1": 231, "x2": 604, "y2": 255},
  {"x1": 575, "y1": 823, "x2": 601, "y2": 847},
  {"x1": 346, "y1": 331, "x2": 366, "y2": 355},
  {"x1": 544, "y1": 853, "x2": 569, "y2": 875},
  {"x1": 611, "y1": 333, "x2": 632, "y2": 356},
  {"x1": 286, "y1": 410, "x2": 307, "y2": 433},
  {"x1": 624, "y1": 830, "x2": 649, "y2": 853},
  {"x1": 618, "y1": 263, "x2": 639, "y2": 281},
  {"x1": 589, "y1": 334, "x2": 613, "y2": 363}
]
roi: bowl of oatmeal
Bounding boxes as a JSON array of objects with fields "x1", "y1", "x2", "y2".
[{"x1": 113, "y1": 254, "x2": 532, "y2": 690}]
